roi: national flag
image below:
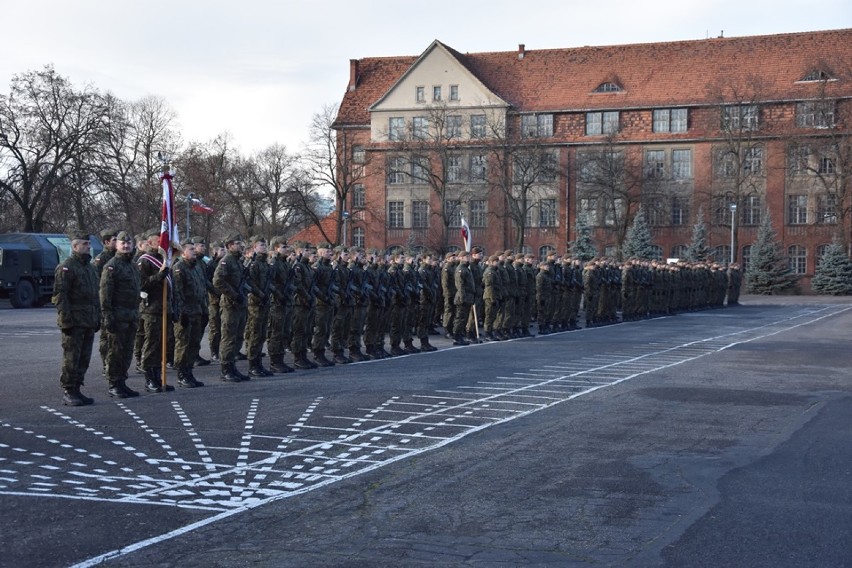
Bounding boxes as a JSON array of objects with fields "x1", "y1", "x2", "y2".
[
  {"x1": 191, "y1": 198, "x2": 214, "y2": 215},
  {"x1": 460, "y1": 216, "x2": 471, "y2": 252},
  {"x1": 158, "y1": 170, "x2": 180, "y2": 263}
]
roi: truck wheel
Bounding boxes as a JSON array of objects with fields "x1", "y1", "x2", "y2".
[{"x1": 10, "y1": 280, "x2": 35, "y2": 308}]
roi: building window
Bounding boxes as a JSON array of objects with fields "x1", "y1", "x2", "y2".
[
  {"x1": 470, "y1": 114, "x2": 486, "y2": 138},
  {"x1": 741, "y1": 245, "x2": 752, "y2": 271},
  {"x1": 712, "y1": 245, "x2": 731, "y2": 264},
  {"x1": 433, "y1": 86, "x2": 442, "y2": 101},
  {"x1": 788, "y1": 245, "x2": 807, "y2": 274},
  {"x1": 387, "y1": 157, "x2": 406, "y2": 184},
  {"x1": 585, "y1": 111, "x2": 619, "y2": 136},
  {"x1": 352, "y1": 184, "x2": 365, "y2": 208},
  {"x1": 579, "y1": 198, "x2": 599, "y2": 226},
  {"x1": 789, "y1": 144, "x2": 811, "y2": 175},
  {"x1": 470, "y1": 154, "x2": 487, "y2": 182},
  {"x1": 604, "y1": 245, "x2": 618, "y2": 258},
  {"x1": 594, "y1": 82, "x2": 622, "y2": 93},
  {"x1": 741, "y1": 194, "x2": 762, "y2": 225},
  {"x1": 671, "y1": 244, "x2": 689, "y2": 259},
  {"x1": 352, "y1": 145, "x2": 365, "y2": 164},
  {"x1": 671, "y1": 196, "x2": 689, "y2": 226},
  {"x1": 817, "y1": 195, "x2": 837, "y2": 224},
  {"x1": 470, "y1": 200, "x2": 487, "y2": 227},
  {"x1": 415, "y1": 86, "x2": 425, "y2": 103},
  {"x1": 389, "y1": 117, "x2": 405, "y2": 141},
  {"x1": 722, "y1": 104, "x2": 759, "y2": 131},
  {"x1": 447, "y1": 155, "x2": 462, "y2": 183},
  {"x1": 412, "y1": 201, "x2": 429, "y2": 228},
  {"x1": 604, "y1": 198, "x2": 625, "y2": 227},
  {"x1": 413, "y1": 116, "x2": 428, "y2": 139},
  {"x1": 644, "y1": 198, "x2": 667, "y2": 226},
  {"x1": 818, "y1": 155, "x2": 836, "y2": 175},
  {"x1": 539, "y1": 152, "x2": 559, "y2": 182},
  {"x1": 410, "y1": 156, "x2": 429, "y2": 184},
  {"x1": 800, "y1": 70, "x2": 832, "y2": 82},
  {"x1": 446, "y1": 200, "x2": 462, "y2": 228},
  {"x1": 672, "y1": 149, "x2": 692, "y2": 179},
  {"x1": 449, "y1": 85, "x2": 459, "y2": 101},
  {"x1": 538, "y1": 245, "x2": 556, "y2": 260},
  {"x1": 353, "y1": 227, "x2": 365, "y2": 248},
  {"x1": 816, "y1": 244, "x2": 831, "y2": 266},
  {"x1": 539, "y1": 199, "x2": 557, "y2": 227},
  {"x1": 787, "y1": 194, "x2": 808, "y2": 225},
  {"x1": 650, "y1": 245, "x2": 664, "y2": 261},
  {"x1": 645, "y1": 150, "x2": 666, "y2": 179},
  {"x1": 796, "y1": 101, "x2": 835, "y2": 128},
  {"x1": 388, "y1": 201, "x2": 404, "y2": 228},
  {"x1": 653, "y1": 108, "x2": 688, "y2": 133},
  {"x1": 743, "y1": 147, "x2": 763, "y2": 175},
  {"x1": 521, "y1": 114, "x2": 554, "y2": 138},
  {"x1": 446, "y1": 115, "x2": 462, "y2": 139}
]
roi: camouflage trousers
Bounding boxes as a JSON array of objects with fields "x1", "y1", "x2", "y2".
[
  {"x1": 59, "y1": 326, "x2": 96, "y2": 389},
  {"x1": 484, "y1": 299, "x2": 499, "y2": 332},
  {"x1": 174, "y1": 315, "x2": 205, "y2": 369},
  {"x1": 208, "y1": 298, "x2": 221, "y2": 356},
  {"x1": 140, "y1": 314, "x2": 165, "y2": 371},
  {"x1": 330, "y1": 304, "x2": 353, "y2": 352},
  {"x1": 416, "y1": 301, "x2": 434, "y2": 340},
  {"x1": 348, "y1": 304, "x2": 367, "y2": 350},
  {"x1": 104, "y1": 320, "x2": 137, "y2": 381},
  {"x1": 290, "y1": 304, "x2": 312, "y2": 355},
  {"x1": 311, "y1": 303, "x2": 334, "y2": 352},
  {"x1": 364, "y1": 304, "x2": 382, "y2": 347},
  {"x1": 453, "y1": 303, "x2": 472, "y2": 336},
  {"x1": 219, "y1": 302, "x2": 247, "y2": 364},
  {"x1": 267, "y1": 301, "x2": 293, "y2": 358},
  {"x1": 245, "y1": 303, "x2": 270, "y2": 361}
]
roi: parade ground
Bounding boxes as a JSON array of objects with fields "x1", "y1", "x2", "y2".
[{"x1": 1, "y1": 296, "x2": 850, "y2": 567}]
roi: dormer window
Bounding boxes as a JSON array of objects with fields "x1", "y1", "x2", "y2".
[
  {"x1": 800, "y1": 69, "x2": 832, "y2": 82},
  {"x1": 594, "y1": 82, "x2": 622, "y2": 93}
]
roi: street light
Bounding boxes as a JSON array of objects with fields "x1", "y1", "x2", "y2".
[
  {"x1": 342, "y1": 210, "x2": 350, "y2": 247},
  {"x1": 729, "y1": 202, "x2": 738, "y2": 265}
]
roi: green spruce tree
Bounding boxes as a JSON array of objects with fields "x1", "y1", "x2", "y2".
[
  {"x1": 744, "y1": 211, "x2": 799, "y2": 294},
  {"x1": 570, "y1": 212, "x2": 597, "y2": 261},
  {"x1": 811, "y1": 241, "x2": 852, "y2": 295},
  {"x1": 621, "y1": 207, "x2": 656, "y2": 260},
  {"x1": 685, "y1": 207, "x2": 710, "y2": 262}
]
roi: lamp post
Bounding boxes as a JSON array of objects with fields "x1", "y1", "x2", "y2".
[
  {"x1": 342, "y1": 210, "x2": 350, "y2": 247},
  {"x1": 185, "y1": 192, "x2": 194, "y2": 240},
  {"x1": 729, "y1": 202, "x2": 737, "y2": 265}
]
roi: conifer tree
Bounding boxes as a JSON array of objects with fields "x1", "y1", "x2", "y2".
[
  {"x1": 811, "y1": 241, "x2": 852, "y2": 295},
  {"x1": 685, "y1": 207, "x2": 710, "y2": 262},
  {"x1": 621, "y1": 207, "x2": 656, "y2": 260},
  {"x1": 744, "y1": 212, "x2": 799, "y2": 294},
  {"x1": 569, "y1": 212, "x2": 597, "y2": 261}
]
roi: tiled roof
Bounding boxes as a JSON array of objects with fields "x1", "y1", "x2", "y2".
[
  {"x1": 336, "y1": 29, "x2": 852, "y2": 125},
  {"x1": 288, "y1": 211, "x2": 338, "y2": 246}
]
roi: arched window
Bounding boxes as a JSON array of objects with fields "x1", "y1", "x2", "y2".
[
  {"x1": 816, "y1": 243, "x2": 832, "y2": 266},
  {"x1": 594, "y1": 82, "x2": 623, "y2": 93},
  {"x1": 788, "y1": 245, "x2": 807, "y2": 274},
  {"x1": 800, "y1": 69, "x2": 832, "y2": 82}
]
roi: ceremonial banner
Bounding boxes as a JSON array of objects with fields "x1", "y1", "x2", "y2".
[
  {"x1": 158, "y1": 171, "x2": 180, "y2": 263},
  {"x1": 460, "y1": 216, "x2": 471, "y2": 252}
]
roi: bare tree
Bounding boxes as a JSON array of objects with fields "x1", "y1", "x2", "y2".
[
  {"x1": 251, "y1": 143, "x2": 303, "y2": 235},
  {"x1": 0, "y1": 65, "x2": 108, "y2": 232}
]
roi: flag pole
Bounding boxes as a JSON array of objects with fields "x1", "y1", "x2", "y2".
[
  {"x1": 157, "y1": 153, "x2": 175, "y2": 390},
  {"x1": 461, "y1": 216, "x2": 480, "y2": 342}
]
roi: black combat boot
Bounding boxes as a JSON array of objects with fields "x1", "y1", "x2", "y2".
[
  {"x1": 233, "y1": 364, "x2": 251, "y2": 381},
  {"x1": 270, "y1": 354, "x2": 294, "y2": 373},
  {"x1": 108, "y1": 379, "x2": 129, "y2": 398},
  {"x1": 419, "y1": 337, "x2": 437, "y2": 352},
  {"x1": 313, "y1": 350, "x2": 335, "y2": 367},
  {"x1": 177, "y1": 367, "x2": 199, "y2": 388},
  {"x1": 452, "y1": 334, "x2": 470, "y2": 346},
  {"x1": 186, "y1": 367, "x2": 205, "y2": 387},
  {"x1": 210, "y1": 351, "x2": 220, "y2": 363},
  {"x1": 403, "y1": 341, "x2": 421, "y2": 354},
  {"x1": 62, "y1": 387, "x2": 85, "y2": 406},
  {"x1": 332, "y1": 350, "x2": 351, "y2": 364},
  {"x1": 293, "y1": 351, "x2": 313, "y2": 370},
  {"x1": 75, "y1": 385, "x2": 94, "y2": 405},
  {"x1": 194, "y1": 355, "x2": 211, "y2": 367},
  {"x1": 220, "y1": 363, "x2": 242, "y2": 382},
  {"x1": 117, "y1": 377, "x2": 140, "y2": 397},
  {"x1": 348, "y1": 347, "x2": 369, "y2": 362},
  {"x1": 144, "y1": 368, "x2": 163, "y2": 392},
  {"x1": 249, "y1": 358, "x2": 273, "y2": 378}
]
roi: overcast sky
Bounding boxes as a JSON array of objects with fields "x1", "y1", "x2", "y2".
[{"x1": 2, "y1": 0, "x2": 850, "y2": 154}]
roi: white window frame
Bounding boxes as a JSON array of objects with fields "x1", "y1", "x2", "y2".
[
  {"x1": 388, "y1": 201, "x2": 405, "y2": 228},
  {"x1": 389, "y1": 117, "x2": 405, "y2": 141},
  {"x1": 449, "y1": 85, "x2": 459, "y2": 101},
  {"x1": 415, "y1": 86, "x2": 425, "y2": 103},
  {"x1": 787, "y1": 194, "x2": 808, "y2": 225},
  {"x1": 470, "y1": 114, "x2": 486, "y2": 138}
]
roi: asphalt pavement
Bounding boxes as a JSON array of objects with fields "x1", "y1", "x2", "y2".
[{"x1": 0, "y1": 297, "x2": 850, "y2": 567}]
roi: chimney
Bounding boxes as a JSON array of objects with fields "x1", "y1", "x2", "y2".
[
  {"x1": 518, "y1": 44, "x2": 525, "y2": 60},
  {"x1": 348, "y1": 59, "x2": 359, "y2": 92}
]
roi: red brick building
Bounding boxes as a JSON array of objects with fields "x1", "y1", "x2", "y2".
[{"x1": 333, "y1": 29, "x2": 852, "y2": 290}]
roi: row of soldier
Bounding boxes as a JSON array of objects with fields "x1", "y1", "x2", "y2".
[{"x1": 54, "y1": 227, "x2": 741, "y2": 406}]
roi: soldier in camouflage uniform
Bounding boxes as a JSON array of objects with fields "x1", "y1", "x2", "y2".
[
  {"x1": 727, "y1": 263, "x2": 742, "y2": 305},
  {"x1": 466, "y1": 247, "x2": 484, "y2": 341},
  {"x1": 206, "y1": 241, "x2": 224, "y2": 362},
  {"x1": 213, "y1": 233, "x2": 250, "y2": 382},
  {"x1": 137, "y1": 231, "x2": 176, "y2": 393},
  {"x1": 191, "y1": 236, "x2": 212, "y2": 367},
  {"x1": 94, "y1": 228, "x2": 117, "y2": 373},
  {"x1": 401, "y1": 252, "x2": 420, "y2": 353},
  {"x1": 244, "y1": 236, "x2": 275, "y2": 377},
  {"x1": 53, "y1": 231, "x2": 101, "y2": 406},
  {"x1": 482, "y1": 255, "x2": 500, "y2": 340},
  {"x1": 363, "y1": 250, "x2": 383, "y2": 359},
  {"x1": 171, "y1": 239, "x2": 207, "y2": 388},
  {"x1": 441, "y1": 253, "x2": 457, "y2": 338},
  {"x1": 100, "y1": 231, "x2": 141, "y2": 398},
  {"x1": 311, "y1": 243, "x2": 336, "y2": 367},
  {"x1": 330, "y1": 246, "x2": 354, "y2": 364},
  {"x1": 415, "y1": 252, "x2": 439, "y2": 352},
  {"x1": 453, "y1": 251, "x2": 475, "y2": 345},
  {"x1": 347, "y1": 248, "x2": 371, "y2": 361},
  {"x1": 289, "y1": 243, "x2": 318, "y2": 369},
  {"x1": 536, "y1": 260, "x2": 554, "y2": 334},
  {"x1": 132, "y1": 232, "x2": 150, "y2": 372},
  {"x1": 267, "y1": 237, "x2": 295, "y2": 373}
]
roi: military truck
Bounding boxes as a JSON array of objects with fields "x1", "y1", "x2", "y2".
[{"x1": 0, "y1": 233, "x2": 103, "y2": 308}]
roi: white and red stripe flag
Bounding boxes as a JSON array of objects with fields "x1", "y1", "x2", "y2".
[
  {"x1": 191, "y1": 198, "x2": 214, "y2": 215},
  {"x1": 158, "y1": 170, "x2": 180, "y2": 263},
  {"x1": 460, "y1": 216, "x2": 471, "y2": 252}
]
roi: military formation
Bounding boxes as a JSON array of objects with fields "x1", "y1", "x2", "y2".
[{"x1": 53, "y1": 229, "x2": 742, "y2": 407}]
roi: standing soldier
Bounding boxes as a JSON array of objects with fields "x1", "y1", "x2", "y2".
[
  {"x1": 330, "y1": 246, "x2": 354, "y2": 364},
  {"x1": 453, "y1": 251, "x2": 475, "y2": 345},
  {"x1": 132, "y1": 232, "x2": 150, "y2": 373},
  {"x1": 363, "y1": 250, "x2": 384, "y2": 359},
  {"x1": 94, "y1": 228, "x2": 117, "y2": 373},
  {"x1": 53, "y1": 231, "x2": 100, "y2": 406},
  {"x1": 206, "y1": 241, "x2": 224, "y2": 363},
  {"x1": 267, "y1": 237, "x2": 295, "y2": 373},
  {"x1": 727, "y1": 263, "x2": 742, "y2": 305},
  {"x1": 387, "y1": 253, "x2": 406, "y2": 356},
  {"x1": 137, "y1": 231, "x2": 176, "y2": 393},
  {"x1": 441, "y1": 253, "x2": 457, "y2": 338},
  {"x1": 290, "y1": 242, "x2": 318, "y2": 369},
  {"x1": 415, "y1": 253, "x2": 438, "y2": 352},
  {"x1": 100, "y1": 231, "x2": 141, "y2": 398},
  {"x1": 466, "y1": 247, "x2": 484, "y2": 341},
  {"x1": 213, "y1": 233, "x2": 250, "y2": 382},
  {"x1": 536, "y1": 260, "x2": 554, "y2": 334},
  {"x1": 311, "y1": 243, "x2": 336, "y2": 367},
  {"x1": 171, "y1": 239, "x2": 207, "y2": 388},
  {"x1": 401, "y1": 252, "x2": 420, "y2": 353},
  {"x1": 482, "y1": 255, "x2": 500, "y2": 340},
  {"x1": 347, "y1": 248, "x2": 370, "y2": 361},
  {"x1": 191, "y1": 236, "x2": 212, "y2": 367},
  {"x1": 244, "y1": 236, "x2": 274, "y2": 377}
]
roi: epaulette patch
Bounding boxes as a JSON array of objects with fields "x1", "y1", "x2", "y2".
[
  {"x1": 62, "y1": 267, "x2": 69, "y2": 271},
  {"x1": 107, "y1": 266, "x2": 114, "y2": 271}
]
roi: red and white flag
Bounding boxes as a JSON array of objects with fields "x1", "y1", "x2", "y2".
[
  {"x1": 191, "y1": 198, "x2": 214, "y2": 215},
  {"x1": 460, "y1": 216, "x2": 471, "y2": 252},
  {"x1": 158, "y1": 170, "x2": 180, "y2": 263}
]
